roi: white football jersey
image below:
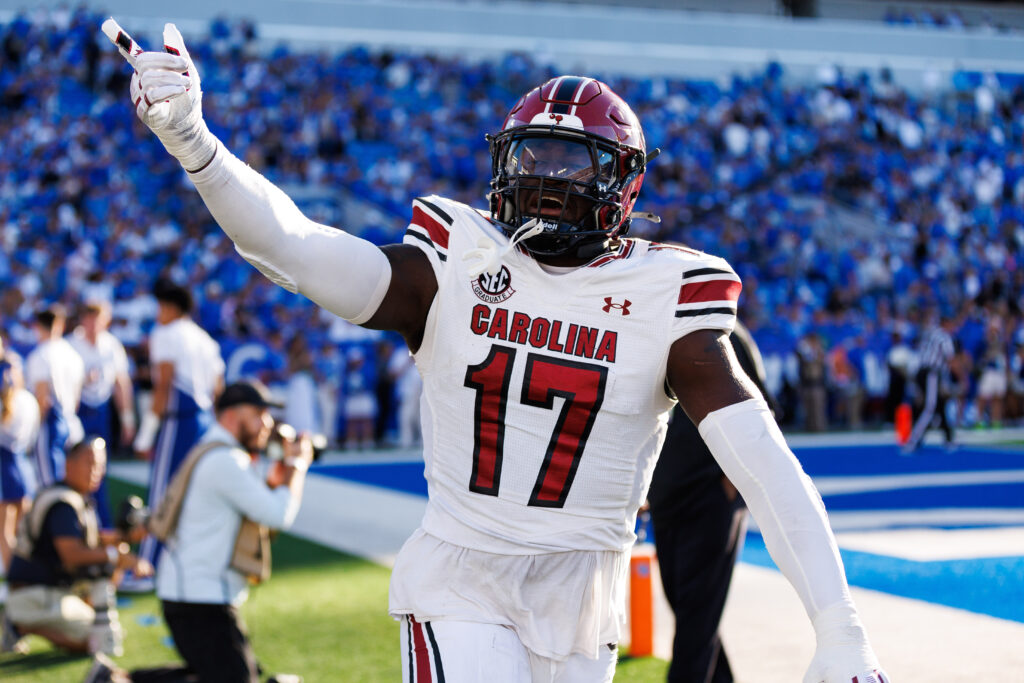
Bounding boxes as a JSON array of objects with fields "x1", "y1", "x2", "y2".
[
  {"x1": 403, "y1": 195, "x2": 741, "y2": 554},
  {"x1": 150, "y1": 318, "x2": 224, "y2": 411}
]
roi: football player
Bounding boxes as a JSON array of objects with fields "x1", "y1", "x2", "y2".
[{"x1": 104, "y1": 22, "x2": 889, "y2": 683}]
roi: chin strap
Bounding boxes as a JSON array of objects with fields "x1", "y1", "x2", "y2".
[{"x1": 463, "y1": 218, "x2": 544, "y2": 277}]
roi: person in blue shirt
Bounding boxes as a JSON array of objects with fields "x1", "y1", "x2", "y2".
[{"x1": 3, "y1": 438, "x2": 150, "y2": 655}]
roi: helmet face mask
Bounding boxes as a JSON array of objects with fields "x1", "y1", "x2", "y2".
[{"x1": 489, "y1": 77, "x2": 648, "y2": 261}]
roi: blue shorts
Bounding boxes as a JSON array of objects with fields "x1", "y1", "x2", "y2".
[{"x1": 0, "y1": 446, "x2": 31, "y2": 502}]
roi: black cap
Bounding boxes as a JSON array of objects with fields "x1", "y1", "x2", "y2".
[{"x1": 215, "y1": 380, "x2": 284, "y2": 412}]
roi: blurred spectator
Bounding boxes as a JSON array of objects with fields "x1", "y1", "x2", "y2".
[
  {"x1": 284, "y1": 337, "x2": 319, "y2": 436},
  {"x1": 828, "y1": 340, "x2": 864, "y2": 430},
  {"x1": 3, "y1": 10, "x2": 1024, "y2": 435},
  {"x1": 975, "y1": 322, "x2": 1008, "y2": 427},
  {"x1": 0, "y1": 338, "x2": 39, "y2": 575},
  {"x1": 884, "y1": 331, "x2": 914, "y2": 421},
  {"x1": 69, "y1": 300, "x2": 135, "y2": 528},
  {"x1": 388, "y1": 346, "x2": 422, "y2": 449},
  {"x1": 948, "y1": 346, "x2": 973, "y2": 428},
  {"x1": 797, "y1": 333, "x2": 827, "y2": 431},
  {"x1": 25, "y1": 305, "x2": 84, "y2": 487},
  {"x1": 314, "y1": 341, "x2": 343, "y2": 447},
  {"x1": 342, "y1": 347, "x2": 376, "y2": 450}
]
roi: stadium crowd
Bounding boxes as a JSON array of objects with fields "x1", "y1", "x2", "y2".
[{"x1": 3, "y1": 6, "x2": 1024, "y2": 443}]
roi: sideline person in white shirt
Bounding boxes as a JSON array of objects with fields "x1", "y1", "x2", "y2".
[
  {"x1": 69, "y1": 300, "x2": 136, "y2": 528},
  {"x1": 25, "y1": 305, "x2": 84, "y2": 487},
  {"x1": 102, "y1": 380, "x2": 312, "y2": 683}
]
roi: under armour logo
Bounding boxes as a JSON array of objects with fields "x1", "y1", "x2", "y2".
[
  {"x1": 549, "y1": 113, "x2": 563, "y2": 123},
  {"x1": 602, "y1": 297, "x2": 631, "y2": 315}
]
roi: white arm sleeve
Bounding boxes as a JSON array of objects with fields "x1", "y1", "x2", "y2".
[
  {"x1": 698, "y1": 397, "x2": 850, "y2": 619},
  {"x1": 186, "y1": 143, "x2": 392, "y2": 324}
]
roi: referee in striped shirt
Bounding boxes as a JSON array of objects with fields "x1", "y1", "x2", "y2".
[{"x1": 904, "y1": 314, "x2": 957, "y2": 453}]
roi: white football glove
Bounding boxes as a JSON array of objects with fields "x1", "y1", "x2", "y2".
[
  {"x1": 102, "y1": 19, "x2": 217, "y2": 172},
  {"x1": 804, "y1": 600, "x2": 891, "y2": 683}
]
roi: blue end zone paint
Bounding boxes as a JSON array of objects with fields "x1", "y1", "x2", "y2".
[
  {"x1": 793, "y1": 445, "x2": 1024, "y2": 477},
  {"x1": 741, "y1": 533, "x2": 1024, "y2": 624},
  {"x1": 313, "y1": 463, "x2": 428, "y2": 497},
  {"x1": 315, "y1": 446, "x2": 1024, "y2": 493},
  {"x1": 821, "y1": 481, "x2": 1024, "y2": 510}
]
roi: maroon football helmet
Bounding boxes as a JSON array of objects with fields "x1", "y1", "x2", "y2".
[{"x1": 488, "y1": 76, "x2": 650, "y2": 259}]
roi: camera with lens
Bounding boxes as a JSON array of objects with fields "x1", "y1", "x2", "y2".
[
  {"x1": 265, "y1": 423, "x2": 297, "y2": 461},
  {"x1": 266, "y1": 422, "x2": 327, "y2": 461},
  {"x1": 115, "y1": 495, "x2": 150, "y2": 536}
]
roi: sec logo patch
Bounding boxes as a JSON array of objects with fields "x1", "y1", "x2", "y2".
[{"x1": 471, "y1": 266, "x2": 516, "y2": 303}]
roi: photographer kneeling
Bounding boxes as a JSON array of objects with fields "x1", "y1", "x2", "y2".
[
  {"x1": 89, "y1": 380, "x2": 312, "y2": 683},
  {"x1": 3, "y1": 437, "x2": 150, "y2": 654}
]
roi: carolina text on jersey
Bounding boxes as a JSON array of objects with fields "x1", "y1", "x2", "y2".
[{"x1": 469, "y1": 304, "x2": 618, "y2": 363}]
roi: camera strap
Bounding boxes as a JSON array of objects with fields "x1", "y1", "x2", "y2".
[{"x1": 147, "y1": 440, "x2": 232, "y2": 542}]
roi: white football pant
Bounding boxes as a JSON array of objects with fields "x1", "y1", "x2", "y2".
[{"x1": 400, "y1": 616, "x2": 617, "y2": 683}]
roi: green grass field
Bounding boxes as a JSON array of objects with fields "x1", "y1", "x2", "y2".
[{"x1": 0, "y1": 479, "x2": 669, "y2": 682}]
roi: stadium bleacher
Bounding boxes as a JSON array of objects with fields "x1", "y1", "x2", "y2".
[{"x1": 2, "y1": 5, "x2": 1024, "y2": 437}]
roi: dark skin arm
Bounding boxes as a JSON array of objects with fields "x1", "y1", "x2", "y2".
[
  {"x1": 52, "y1": 536, "x2": 151, "y2": 575},
  {"x1": 667, "y1": 329, "x2": 762, "y2": 425},
  {"x1": 362, "y1": 244, "x2": 439, "y2": 352}
]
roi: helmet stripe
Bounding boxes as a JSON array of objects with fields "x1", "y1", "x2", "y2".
[
  {"x1": 569, "y1": 78, "x2": 592, "y2": 116},
  {"x1": 544, "y1": 76, "x2": 564, "y2": 114},
  {"x1": 549, "y1": 76, "x2": 582, "y2": 115}
]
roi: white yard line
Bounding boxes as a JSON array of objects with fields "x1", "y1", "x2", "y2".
[
  {"x1": 833, "y1": 526, "x2": 1024, "y2": 561},
  {"x1": 815, "y1": 469, "x2": 1024, "y2": 496}
]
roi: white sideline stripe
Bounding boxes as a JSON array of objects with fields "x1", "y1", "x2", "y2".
[
  {"x1": 314, "y1": 448, "x2": 424, "y2": 466},
  {"x1": 749, "y1": 509, "x2": 1024, "y2": 558},
  {"x1": 814, "y1": 469, "x2": 1024, "y2": 496},
  {"x1": 833, "y1": 526, "x2": 1024, "y2": 561},
  {"x1": 109, "y1": 461, "x2": 150, "y2": 487},
  {"x1": 108, "y1": 461, "x2": 425, "y2": 567},
  {"x1": 291, "y1": 474, "x2": 425, "y2": 566},
  {"x1": 824, "y1": 508, "x2": 1024, "y2": 530}
]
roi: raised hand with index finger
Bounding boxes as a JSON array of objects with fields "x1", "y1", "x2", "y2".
[{"x1": 101, "y1": 19, "x2": 217, "y2": 172}]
